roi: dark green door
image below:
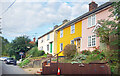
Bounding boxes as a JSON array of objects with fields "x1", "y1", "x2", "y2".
[{"x1": 50, "y1": 42, "x2": 52, "y2": 53}]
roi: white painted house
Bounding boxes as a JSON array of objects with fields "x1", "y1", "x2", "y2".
[{"x1": 38, "y1": 30, "x2": 54, "y2": 55}]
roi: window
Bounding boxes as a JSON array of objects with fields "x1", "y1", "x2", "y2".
[
  {"x1": 88, "y1": 14, "x2": 96, "y2": 27},
  {"x1": 88, "y1": 35, "x2": 96, "y2": 47},
  {"x1": 92, "y1": 15, "x2": 95, "y2": 26},
  {"x1": 71, "y1": 24, "x2": 75, "y2": 34},
  {"x1": 88, "y1": 36, "x2": 91, "y2": 46},
  {"x1": 71, "y1": 40, "x2": 74, "y2": 44},
  {"x1": 47, "y1": 44, "x2": 49, "y2": 51},
  {"x1": 40, "y1": 46, "x2": 43, "y2": 50},
  {"x1": 60, "y1": 29, "x2": 63, "y2": 38},
  {"x1": 60, "y1": 43, "x2": 63, "y2": 51},
  {"x1": 47, "y1": 34, "x2": 50, "y2": 40},
  {"x1": 41, "y1": 38, "x2": 43, "y2": 43}
]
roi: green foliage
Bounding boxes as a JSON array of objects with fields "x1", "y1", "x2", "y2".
[
  {"x1": 83, "y1": 50, "x2": 105, "y2": 63},
  {"x1": 72, "y1": 54, "x2": 87, "y2": 61},
  {"x1": 81, "y1": 50, "x2": 91, "y2": 55},
  {"x1": 27, "y1": 46, "x2": 45, "y2": 57},
  {"x1": 63, "y1": 44, "x2": 77, "y2": 59},
  {"x1": 18, "y1": 59, "x2": 30, "y2": 67},
  {"x1": 10, "y1": 35, "x2": 34, "y2": 60},
  {"x1": 92, "y1": 48, "x2": 100, "y2": 54},
  {"x1": 94, "y1": 2, "x2": 120, "y2": 74},
  {"x1": 0, "y1": 36, "x2": 10, "y2": 56},
  {"x1": 103, "y1": 49, "x2": 119, "y2": 74}
]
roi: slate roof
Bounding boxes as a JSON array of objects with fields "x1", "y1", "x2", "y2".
[
  {"x1": 38, "y1": 30, "x2": 54, "y2": 39},
  {"x1": 56, "y1": 2, "x2": 113, "y2": 31}
]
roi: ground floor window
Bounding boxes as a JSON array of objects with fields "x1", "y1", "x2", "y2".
[
  {"x1": 88, "y1": 35, "x2": 96, "y2": 47},
  {"x1": 60, "y1": 43, "x2": 63, "y2": 51},
  {"x1": 71, "y1": 40, "x2": 74, "y2": 44},
  {"x1": 40, "y1": 46, "x2": 43, "y2": 50},
  {"x1": 47, "y1": 44, "x2": 49, "y2": 51}
]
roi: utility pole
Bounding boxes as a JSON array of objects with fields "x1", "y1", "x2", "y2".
[{"x1": 0, "y1": 17, "x2": 1, "y2": 34}]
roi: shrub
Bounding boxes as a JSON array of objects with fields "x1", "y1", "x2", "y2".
[
  {"x1": 63, "y1": 44, "x2": 77, "y2": 59},
  {"x1": 27, "y1": 46, "x2": 45, "y2": 57},
  {"x1": 39, "y1": 50, "x2": 45, "y2": 56},
  {"x1": 72, "y1": 54, "x2": 87, "y2": 61},
  {"x1": 92, "y1": 48, "x2": 100, "y2": 54},
  {"x1": 18, "y1": 59, "x2": 30, "y2": 67},
  {"x1": 81, "y1": 50, "x2": 91, "y2": 55}
]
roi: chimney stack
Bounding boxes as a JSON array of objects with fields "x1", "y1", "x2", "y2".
[
  {"x1": 89, "y1": 1, "x2": 98, "y2": 12},
  {"x1": 33, "y1": 37, "x2": 36, "y2": 42},
  {"x1": 54, "y1": 25, "x2": 59, "y2": 29},
  {"x1": 62, "y1": 19, "x2": 68, "y2": 24}
]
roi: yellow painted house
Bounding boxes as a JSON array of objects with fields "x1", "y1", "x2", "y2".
[{"x1": 56, "y1": 20, "x2": 82, "y2": 56}]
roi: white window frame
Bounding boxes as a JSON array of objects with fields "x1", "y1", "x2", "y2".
[
  {"x1": 41, "y1": 38, "x2": 43, "y2": 43},
  {"x1": 71, "y1": 40, "x2": 74, "y2": 44},
  {"x1": 60, "y1": 29, "x2": 63, "y2": 38},
  {"x1": 40, "y1": 46, "x2": 43, "y2": 50},
  {"x1": 88, "y1": 35, "x2": 96, "y2": 47},
  {"x1": 47, "y1": 34, "x2": 50, "y2": 40},
  {"x1": 88, "y1": 14, "x2": 96, "y2": 28},
  {"x1": 71, "y1": 24, "x2": 75, "y2": 34},
  {"x1": 47, "y1": 44, "x2": 49, "y2": 51},
  {"x1": 60, "y1": 43, "x2": 63, "y2": 51}
]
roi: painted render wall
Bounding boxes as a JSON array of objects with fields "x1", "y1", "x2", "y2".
[
  {"x1": 38, "y1": 31, "x2": 54, "y2": 55},
  {"x1": 81, "y1": 6, "x2": 113, "y2": 51},
  {"x1": 57, "y1": 21, "x2": 82, "y2": 56},
  {"x1": 54, "y1": 22, "x2": 69, "y2": 55}
]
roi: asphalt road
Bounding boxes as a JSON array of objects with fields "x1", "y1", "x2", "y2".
[{"x1": 0, "y1": 61, "x2": 27, "y2": 75}]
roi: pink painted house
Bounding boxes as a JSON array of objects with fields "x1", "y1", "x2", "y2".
[{"x1": 80, "y1": 2, "x2": 113, "y2": 51}]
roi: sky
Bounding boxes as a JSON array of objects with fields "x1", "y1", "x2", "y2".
[{"x1": 0, "y1": 0, "x2": 109, "y2": 42}]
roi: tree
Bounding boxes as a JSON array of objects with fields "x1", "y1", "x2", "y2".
[
  {"x1": 95, "y1": 2, "x2": 120, "y2": 74},
  {"x1": 10, "y1": 35, "x2": 34, "y2": 60},
  {"x1": 95, "y1": 2, "x2": 120, "y2": 50},
  {"x1": 0, "y1": 36, "x2": 10, "y2": 56}
]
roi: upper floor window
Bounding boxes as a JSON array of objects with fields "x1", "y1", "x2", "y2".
[
  {"x1": 71, "y1": 24, "x2": 75, "y2": 34},
  {"x1": 41, "y1": 38, "x2": 43, "y2": 43},
  {"x1": 60, "y1": 43, "x2": 63, "y2": 51},
  {"x1": 88, "y1": 14, "x2": 96, "y2": 27},
  {"x1": 47, "y1": 34, "x2": 50, "y2": 40},
  {"x1": 88, "y1": 35, "x2": 96, "y2": 47},
  {"x1": 60, "y1": 29, "x2": 63, "y2": 38}
]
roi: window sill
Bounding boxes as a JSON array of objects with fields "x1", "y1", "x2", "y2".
[
  {"x1": 87, "y1": 46, "x2": 96, "y2": 48},
  {"x1": 87, "y1": 25, "x2": 95, "y2": 29},
  {"x1": 71, "y1": 32, "x2": 75, "y2": 34}
]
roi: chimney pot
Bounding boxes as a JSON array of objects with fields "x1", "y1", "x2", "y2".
[{"x1": 33, "y1": 37, "x2": 36, "y2": 42}]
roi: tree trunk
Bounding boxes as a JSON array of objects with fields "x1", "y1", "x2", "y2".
[{"x1": 106, "y1": 44, "x2": 110, "y2": 51}]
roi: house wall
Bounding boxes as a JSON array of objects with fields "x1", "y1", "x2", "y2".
[
  {"x1": 81, "y1": 6, "x2": 113, "y2": 51},
  {"x1": 38, "y1": 31, "x2": 54, "y2": 55},
  {"x1": 57, "y1": 21, "x2": 82, "y2": 56},
  {"x1": 54, "y1": 22, "x2": 69, "y2": 55}
]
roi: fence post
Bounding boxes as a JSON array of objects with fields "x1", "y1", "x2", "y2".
[
  {"x1": 50, "y1": 58, "x2": 51, "y2": 64},
  {"x1": 57, "y1": 54, "x2": 58, "y2": 63}
]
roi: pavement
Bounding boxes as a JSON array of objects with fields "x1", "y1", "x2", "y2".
[
  {"x1": 22, "y1": 68, "x2": 40, "y2": 74},
  {"x1": 0, "y1": 61, "x2": 28, "y2": 75}
]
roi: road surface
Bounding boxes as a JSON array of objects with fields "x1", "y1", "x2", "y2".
[{"x1": 0, "y1": 61, "x2": 28, "y2": 75}]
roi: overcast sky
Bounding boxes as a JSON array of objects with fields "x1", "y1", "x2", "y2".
[{"x1": 0, "y1": 0, "x2": 109, "y2": 42}]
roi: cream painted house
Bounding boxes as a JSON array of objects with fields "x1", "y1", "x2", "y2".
[
  {"x1": 38, "y1": 30, "x2": 54, "y2": 55},
  {"x1": 38, "y1": 20, "x2": 69, "y2": 55}
]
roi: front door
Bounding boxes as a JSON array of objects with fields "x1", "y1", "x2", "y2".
[
  {"x1": 50, "y1": 42, "x2": 52, "y2": 54},
  {"x1": 76, "y1": 39, "x2": 81, "y2": 52}
]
